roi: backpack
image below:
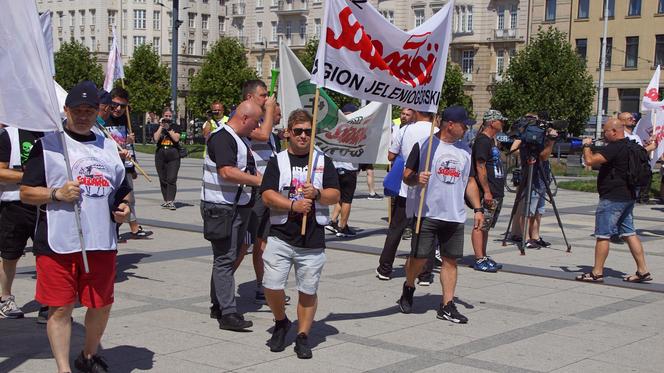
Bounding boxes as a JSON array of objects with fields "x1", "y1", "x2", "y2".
[
  {"x1": 624, "y1": 140, "x2": 652, "y2": 199},
  {"x1": 383, "y1": 154, "x2": 404, "y2": 197}
]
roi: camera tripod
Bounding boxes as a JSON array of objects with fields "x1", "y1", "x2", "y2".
[{"x1": 501, "y1": 154, "x2": 572, "y2": 255}]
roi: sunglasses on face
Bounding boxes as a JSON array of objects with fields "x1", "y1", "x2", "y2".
[
  {"x1": 291, "y1": 128, "x2": 312, "y2": 136},
  {"x1": 211, "y1": 110, "x2": 221, "y2": 114},
  {"x1": 111, "y1": 103, "x2": 127, "y2": 109}
]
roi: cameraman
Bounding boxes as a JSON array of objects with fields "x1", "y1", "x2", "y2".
[
  {"x1": 153, "y1": 108, "x2": 181, "y2": 210},
  {"x1": 576, "y1": 118, "x2": 651, "y2": 283},
  {"x1": 514, "y1": 118, "x2": 558, "y2": 249}
]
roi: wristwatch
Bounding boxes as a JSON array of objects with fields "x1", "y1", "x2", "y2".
[{"x1": 473, "y1": 207, "x2": 484, "y2": 214}]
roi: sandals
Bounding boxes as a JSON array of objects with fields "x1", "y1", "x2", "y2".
[
  {"x1": 623, "y1": 271, "x2": 653, "y2": 283},
  {"x1": 576, "y1": 272, "x2": 604, "y2": 282}
]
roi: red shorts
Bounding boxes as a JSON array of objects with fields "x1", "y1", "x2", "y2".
[{"x1": 36, "y1": 251, "x2": 116, "y2": 308}]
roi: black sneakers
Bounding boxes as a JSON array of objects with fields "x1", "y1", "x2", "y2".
[
  {"x1": 209, "y1": 304, "x2": 221, "y2": 319},
  {"x1": 336, "y1": 225, "x2": 357, "y2": 238},
  {"x1": 268, "y1": 317, "x2": 292, "y2": 352},
  {"x1": 437, "y1": 301, "x2": 468, "y2": 324},
  {"x1": 397, "y1": 282, "x2": 415, "y2": 314},
  {"x1": 294, "y1": 333, "x2": 313, "y2": 359},
  {"x1": 74, "y1": 351, "x2": 109, "y2": 373},
  {"x1": 325, "y1": 220, "x2": 339, "y2": 234},
  {"x1": 218, "y1": 313, "x2": 253, "y2": 331}
]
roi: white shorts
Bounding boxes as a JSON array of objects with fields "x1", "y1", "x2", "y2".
[{"x1": 262, "y1": 236, "x2": 326, "y2": 295}]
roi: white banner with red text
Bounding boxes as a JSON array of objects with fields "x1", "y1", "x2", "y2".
[
  {"x1": 310, "y1": 0, "x2": 454, "y2": 113},
  {"x1": 279, "y1": 42, "x2": 391, "y2": 165}
]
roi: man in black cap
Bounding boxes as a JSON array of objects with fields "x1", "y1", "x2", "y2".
[
  {"x1": 21, "y1": 81, "x2": 131, "y2": 373},
  {"x1": 397, "y1": 106, "x2": 483, "y2": 324}
]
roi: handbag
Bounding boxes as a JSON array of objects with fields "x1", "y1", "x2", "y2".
[
  {"x1": 177, "y1": 144, "x2": 188, "y2": 158},
  {"x1": 202, "y1": 184, "x2": 242, "y2": 241},
  {"x1": 383, "y1": 155, "x2": 405, "y2": 197}
]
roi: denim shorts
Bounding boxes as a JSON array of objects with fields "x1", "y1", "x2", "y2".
[
  {"x1": 594, "y1": 199, "x2": 636, "y2": 239},
  {"x1": 528, "y1": 188, "x2": 546, "y2": 216},
  {"x1": 262, "y1": 236, "x2": 326, "y2": 295}
]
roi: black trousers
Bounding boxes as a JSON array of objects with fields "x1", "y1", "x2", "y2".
[{"x1": 155, "y1": 147, "x2": 181, "y2": 201}]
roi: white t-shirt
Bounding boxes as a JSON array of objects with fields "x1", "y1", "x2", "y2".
[
  {"x1": 626, "y1": 132, "x2": 643, "y2": 146},
  {"x1": 405, "y1": 137, "x2": 472, "y2": 223},
  {"x1": 332, "y1": 160, "x2": 358, "y2": 171},
  {"x1": 389, "y1": 121, "x2": 439, "y2": 197}
]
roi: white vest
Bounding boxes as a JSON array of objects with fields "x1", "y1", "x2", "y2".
[
  {"x1": 269, "y1": 149, "x2": 329, "y2": 226},
  {"x1": 249, "y1": 132, "x2": 277, "y2": 175},
  {"x1": 201, "y1": 125, "x2": 253, "y2": 205},
  {"x1": 406, "y1": 137, "x2": 471, "y2": 223},
  {"x1": 0, "y1": 127, "x2": 21, "y2": 202},
  {"x1": 42, "y1": 131, "x2": 125, "y2": 254}
]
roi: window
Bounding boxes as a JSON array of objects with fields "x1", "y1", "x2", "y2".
[
  {"x1": 619, "y1": 89, "x2": 640, "y2": 113},
  {"x1": 497, "y1": 6, "x2": 505, "y2": 30},
  {"x1": 655, "y1": 35, "x2": 664, "y2": 67},
  {"x1": 188, "y1": 13, "x2": 196, "y2": 28},
  {"x1": 576, "y1": 38, "x2": 587, "y2": 61},
  {"x1": 286, "y1": 21, "x2": 291, "y2": 39},
  {"x1": 187, "y1": 40, "x2": 195, "y2": 54},
  {"x1": 256, "y1": 0, "x2": 263, "y2": 7},
  {"x1": 133, "y1": 35, "x2": 145, "y2": 52},
  {"x1": 545, "y1": 0, "x2": 556, "y2": 21},
  {"x1": 90, "y1": 10, "x2": 96, "y2": 25},
  {"x1": 57, "y1": 12, "x2": 64, "y2": 27},
  {"x1": 496, "y1": 49, "x2": 505, "y2": 74},
  {"x1": 414, "y1": 9, "x2": 424, "y2": 27},
  {"x1": 168, "y1": 38, "x2": 172, "y2": 53},
  {"x1": 153, "y1": 11, "x2": 160, "y2": 30},
  {"x1": 270, "y1": 56, "x2": 277, "y2": 70},
  {"x1": 202, "y1": 14, "x2": 209, "y2": 29},
  {"x1": 599, "y1": 37, "x2": 612, "y2": 68},
  {"x1": 314, "y1": 18, "x2": 321, "y2": 36},
  {"x1": 299, "y1": 21, "x2": 306, "y2": 38},
  {"x1": 81, "y1": 36, "x2": 85, "y2": 46},
  {"x1": 510, "y1": 5, "x2": 517, "y2": 29},
  {"x1": 603, "y1": 0, "x2": 615, "y2": 18},
  {"x1": 153, "y1": 37, "x2": 160, "y2": 54},
  {"x1": 79, "y1": 10, "x2": 85, "y2": 26},
  {"x1": 108, "y1": 37, "x2": 113, "y2": 51},
  {"x1": 271, "y1": 22, "x2": 277, "y2": 41},
  {"x1": 256, "y1": 59, "x2": 263, "y2": 77},
  {"x1": 256, "y1": 22, "x2": 263, "y2": 42},
  {"x1": 90, "y1": 37, "x2": 96, "y2": 50},
  {"x1": 122, "y1": 10, "x2": 128, "y2": 29},
  {"x1": 467, "y1": 6, "x2": 473, "y2": 30},
  {"x1": 133, "y1": 9, "x2": 146, "y2": 29},
  {"x1": 628, "y1": 0, "x2": 641, "y2": 16},
  {"x1": 202, "y1": 40, "x2": 208, "y2": 54},
  {"x1": 272, "y1": 0, "x2": 278, "y2": 6},
  {"x1": 219, "y1": 16, "x2": 225, "y2": 33},
  {"x1": 455, "y1": 6, "x2": 473, "y2": 33},
  {"x1": 462, "y1": 50, "x2": 474, "y2": 74},
  {"x1": 122, "y1": 36, "x2": 127, "y2": 54},
  {"x1": 659, "y1": 0, "x2": 664, "y2": 14},
  {"x1": 577, "y1": 0, "x2": 589, "y2": 19},
  {"x1": 625, "y1": 37, "x2": 639, "y2": 68},
  {"x1": 602, "y1": 87, "x2": 609, "y2": 114},
  {"x1": 380, "y1": 10, "x2": 394, "y2": 24},
  {"x1": 69, "y1": 11, "x2": 74, "y2": 27}
]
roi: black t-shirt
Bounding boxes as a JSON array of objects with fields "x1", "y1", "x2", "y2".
[
  {"x1": 260, "y1": 152, "x2": 339, "y2": 248},
  {"x1": 597, "y1": 139, "x2": 633, "y2": 201},
  {"x1": 207, "y1": 129, "x2": 258, "y2": 205},
  {"x1": 519, "y1": 143, "x2": 551, "y2": 190},
  {"x1": 156, "y1": 123, "x2": 181, "y2": 148},
  {"x1": 21, "y1": 129, "x2": 131, "y2": 255},
  {"x1": 472, "y1": 133, "x2": 505, "y2": 198},
  {"x1": 0, "y1": 129, "x2": 43, "y2": 214}
]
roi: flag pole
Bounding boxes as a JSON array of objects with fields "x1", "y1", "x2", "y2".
[
  {"x1": 414, "y1": 121, "x2": 436, "y2": 234},
  {"x1": 94, "y1": 121, "x2": 152, "y2": 182},
  {"x1": 301, "y1": 86, "x2": 321, "y2": 235}
]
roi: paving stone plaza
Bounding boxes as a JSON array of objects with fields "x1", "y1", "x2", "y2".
[{"x1": 2, "y1": 155, "x2": 663, "y2": 372}]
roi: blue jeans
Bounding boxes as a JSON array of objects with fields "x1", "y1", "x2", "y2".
[{"x1": 594, "y1": 199, "x2": 636, "y2": 239}]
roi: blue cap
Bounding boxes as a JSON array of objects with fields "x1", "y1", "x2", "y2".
[
  {"x1": 97, "y1": 89, "x2": 112, "y2": 105},
  {"x1": 341, "y1": 103, "x2": 358, "y2": 113},
  {"x1": 442, "y1": 105, "x2": 476, "y2": 127},
  {"x1": 65, "y1": 81, "x2": 99, "y2": 108}
]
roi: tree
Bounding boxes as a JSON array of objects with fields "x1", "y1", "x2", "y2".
[
  {"x1": 189, "y1": 37, "x2": 258, "y2": 116},
  {"x1": 297, "y1": 38, "x2": 360, "y2": 109},
  {"x1": 123, "y1": 44, "x2": 170, "y2": 115},
  {"x1": 438, "y1": 61, "x2": 474, "y2": 116},
  {"x1": 54, "y1": 39, "x2": 104, "y2": 91},
  {"x1": 491, "y1": 28, "x2": 594, "y2": 135}
]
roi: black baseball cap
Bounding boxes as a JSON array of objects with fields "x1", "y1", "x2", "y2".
[
  {"x1": 97, "y1": 89, "x2": 112, "y2": 105},
  {"x1": 442, "y1": 105, "x2": 476, "y2": 127},
  {"x1": 65, "y1": 81, "x2": 100, "y2": 108}
]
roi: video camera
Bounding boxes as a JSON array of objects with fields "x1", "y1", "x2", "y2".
[{"x1": 511, "y1": 115, "x2": 569, "y2": 148}]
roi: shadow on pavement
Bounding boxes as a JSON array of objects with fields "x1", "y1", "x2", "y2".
[
  {"x1": 558, "y1": 265, "x2": 626, "y2": 279},
  {"x1": 116, "y1": 253, "x2": 154, "y2": 283},
  {"x1": 103, "y1": 345, "x2": 155, "y2": 372}
]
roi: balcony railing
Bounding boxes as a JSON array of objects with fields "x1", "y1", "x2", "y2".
[
  {"x1": 231, "y1": 36, "x2": 250, "y2": 48},
  {"x1": 284, "y1": 33, "x2": 308, "y2": 47},
  {"x1": 462, "y1": 72, "x2": 473, "y2": 82},
  {"x1": 494, "y1": 28, "x2": 517, "y2": 40},
  {"x1": 276, "y1": 0, "x2": 309, "y2": 15},
  {"x1": 231, "y1": 3, "x2": 246, "y2": 16}
]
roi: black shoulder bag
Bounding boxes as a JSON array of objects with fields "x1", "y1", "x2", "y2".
[{"x1": 201, "y1": 182, "x2": 243, "y2": 241}]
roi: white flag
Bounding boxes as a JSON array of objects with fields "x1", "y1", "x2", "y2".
[
  {"x1": 0, "y1": 1, "x2": 61, "y2": 131},
  {"x1": 104, "y1": 26, "x2": 125, "y2": 92},
  {"x1": 311, "y1": 0, "x2": 454, "y2": 112},
  {"x1": 649, "y1": 110, "x2": 664, "y2": 168},
  {"x1": 39, "y1": 10, "x2": 55, "y2": 77},
  {"x1": 641, "y1": 66, "x2": 663, "y2": 111},
  {"x1": 279, "y1": 42, "x2": 391, "y2": 164}
]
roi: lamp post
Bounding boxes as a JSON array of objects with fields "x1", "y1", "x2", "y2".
[
  {"x1": 596, "y1": 0, "x2": 610, "y2": 139},
  {"x1": 157, "y1": 1, "x2": 183, "y2": 120}
]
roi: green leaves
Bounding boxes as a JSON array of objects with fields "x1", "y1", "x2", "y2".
[
  {"x1": 490, "y1": 28, "x2": 594, "y2": 135},
  {"x1": 188, "y1": 37, "x2": 259, "y2": 117},
  {"x1": 123, "y1": 44, "x2": 170, "y2": 114},
  {"x1": 54, "y1": 39, "x2": 104, "y2": 91},
  {"x1": 439, "y1": 61, "x2": 473, "y2": 116}
]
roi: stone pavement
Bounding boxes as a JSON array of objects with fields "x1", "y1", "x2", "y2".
[{"x1": 2, "y1": 154, "x2": 663, "y2": 372}]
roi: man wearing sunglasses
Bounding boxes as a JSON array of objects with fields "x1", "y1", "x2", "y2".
[
  {"x1": 398, "y1": 106, "x2": 483, "y2": 324},
  {"x1": 260, "y1": 109, "x2": 340, "y2": 358},
  {"x1": 202, "y1": 101, "x2": 228, "y2": 140}
]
